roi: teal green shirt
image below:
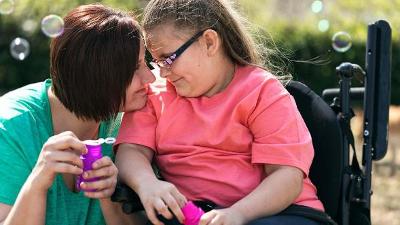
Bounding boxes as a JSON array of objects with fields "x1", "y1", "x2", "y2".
[{"x1": 0, "y1": 79, "x2": 121, "y2": 225}]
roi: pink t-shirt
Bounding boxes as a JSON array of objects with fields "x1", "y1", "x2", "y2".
[{"x1": 116, "y1": 65, "x2": 324, "y2": 211}]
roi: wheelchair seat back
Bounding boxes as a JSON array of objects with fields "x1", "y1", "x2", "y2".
[{"x1": 286, "y1": 81, "x2": 344, "y2": 223}]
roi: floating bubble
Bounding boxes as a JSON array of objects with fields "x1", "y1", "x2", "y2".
[
  {"x1": 311, "y1": 0, "x2": 323, "y2": 14},
  {"x1": 22, "y1": 19, "x2": 38, "y2": 34},
  {"x1": 332, "y1": 31, "x2": 352, "y2": 53},
  {"x1": 41, "y1": 14, "x2": 64, "y2": 38},
  {"x1": 10, "y1": 37, "x2": 30, "y2": 61},
  {"x1": 0, "y1": 0, "x2": 14, "y2": 15},
  {"x1": 318, "y1": 19, "x2": 330, "y2": 32}
]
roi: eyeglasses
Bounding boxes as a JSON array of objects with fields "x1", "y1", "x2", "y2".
[{"x1": 146, "y1": 29, "x2": 206, "y2": 69}]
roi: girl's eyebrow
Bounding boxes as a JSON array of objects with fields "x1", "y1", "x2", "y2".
[
  {"x1": 146, "y1": 43, "x2": 174, "y2": 59},
  {"x1": 159, "y1": 52, "x2": 173, "y2": 59},
  {"x1": 149, "y1": 51, "x2": 172, "y2": 60}
]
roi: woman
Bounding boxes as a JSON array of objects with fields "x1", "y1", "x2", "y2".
[{"x1": 0, "y1": 3, "x2": 155, "y2": 225}]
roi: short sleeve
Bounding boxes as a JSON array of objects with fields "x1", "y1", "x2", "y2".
[
  {"x1": 115, "y1": 100, "x2": 158, "y2": 151},
  {"x1": 249, "y1": 78, "x2": 314, "y2": 176},
  {"x1": 0, "y1": 124, "x2": 32, "y2": 205}
]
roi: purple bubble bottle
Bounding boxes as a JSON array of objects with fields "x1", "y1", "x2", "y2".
[
  {"x1": 75, "y1": 139, "x2": 103, "y2": 191},
  {"x1": 182, "y1": 201, "x2": 205, "y2": 225}
]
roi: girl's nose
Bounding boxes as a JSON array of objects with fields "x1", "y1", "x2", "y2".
[{"x1": 159, "y1": 67, "x2": 171, "y2": 78}]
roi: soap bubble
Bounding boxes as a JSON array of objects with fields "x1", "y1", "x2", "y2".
[
  {"x1": 0, "y1": 0, "x2": 14, "y2": 15},
  {"x1": 311, "y1": 0, "x2": 323, "y2": 14},
  {"x1": 41, "y1": 14, "x2": 64, "y2": 38},
  {"x1": 22, "y1": 19, "x2": 38, "y2": 34},
  {"x1": 10, "y1": 37, "x2": 30, "y2": 61},
  {"x1": 318, "y1": 19, "x2": 330, "y2": 32},
  {"x1": 332, "y1": 31, "x2": 352, "y2": 53}
]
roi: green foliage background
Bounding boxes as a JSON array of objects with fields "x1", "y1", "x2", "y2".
[{"x1": 0, "y1": 0, "x2": 399, "y2": 103}]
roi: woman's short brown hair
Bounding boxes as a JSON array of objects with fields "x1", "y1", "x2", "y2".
[{"x1": 50, "y1": 3, "x2": 141, "y2": 121}]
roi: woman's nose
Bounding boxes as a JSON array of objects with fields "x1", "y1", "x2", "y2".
[{"x1": 143, "y1": 68, "x2": 156, "y2": 84}]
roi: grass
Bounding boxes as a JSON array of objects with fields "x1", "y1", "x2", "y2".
[
  {"x1": 371, "y1": 148, "x2": 400, "y2": 225},
  {"x1": 351, "y1": 107, "x2": 400, "y2": 225}
]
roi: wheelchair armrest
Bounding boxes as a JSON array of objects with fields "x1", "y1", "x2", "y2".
[
  {"x1": 111, "y1": 182, "x2": 144, "y2": 214},
  {"x1": 111, "y1": 182, "x2": 182, "y2": 224},
  {"x1": 322, "y1": 87, "x2": 364, "y2": 103}
]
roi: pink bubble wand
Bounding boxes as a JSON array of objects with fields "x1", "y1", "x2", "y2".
[{"x1": 182, "y1": 201, "x2": 205, "y2": 225}]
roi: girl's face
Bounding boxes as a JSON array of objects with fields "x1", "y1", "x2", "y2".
[
  {"x1": 145, "y1": 24, "x2": 229, "y2": 98},
  {"x1": 122, "y1": 43, "x2": 156, "y2": 112}
]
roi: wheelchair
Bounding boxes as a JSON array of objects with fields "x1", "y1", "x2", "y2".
[{"x1": 112, "y1": 20, "x2": 392, "y2": 225}]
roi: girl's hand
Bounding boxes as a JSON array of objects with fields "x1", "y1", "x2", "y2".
[
  {"x1": 199, "y1": 207, "x2": 248, "y2": 225},
  {"x1": 79, "y1": 156, "x2": 118, "y2": 199},
  {"x1": 30, "y1": 131, "x2": 86, "y2": 192},
  {"x1": 138, "y1": 180, "x2": 187, "y2": 225}
]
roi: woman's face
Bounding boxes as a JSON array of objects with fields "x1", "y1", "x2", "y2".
[
  {"x1": 145, "y1": 25, "x2": 222, "y2": 98},
  {"x1": 122, "y1": 43, "x2": 156, "y2": 112}
]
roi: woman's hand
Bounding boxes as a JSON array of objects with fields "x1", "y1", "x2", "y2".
[
  {"x1": 138, "y1": 179, "x2": 187, "y2": 225},
  {"x1": 199, "y1": 207, "x2": 247, "y2": 225},
  {"x1": 79, "y1": 156, "x2": 118, "y2": 198},
  {"x1": 30, "y1": 131, "x2": 86, "y2": 192}
]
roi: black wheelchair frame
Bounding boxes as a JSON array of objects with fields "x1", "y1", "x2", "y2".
[
  {"x1": 112, "y1": 20, "x2": 392, "y2": 225},
  {"x1": 289, "y1": 19, "x2": 391, "y2": 225}
]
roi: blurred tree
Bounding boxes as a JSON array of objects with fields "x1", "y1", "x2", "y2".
[
  {"x1": 237, "y1": 0, "x2": 399, "y2": 103},
  {"x1": 1, "y1": 0, "x2": 399, "y2": 103},
  {"x1": 0, "y1": 0, "x2": 142, "y2": 94}
]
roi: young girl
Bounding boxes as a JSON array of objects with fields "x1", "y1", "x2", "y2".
[{"x1": 115, "y1": 0, "x2": 324, "y2": 225}]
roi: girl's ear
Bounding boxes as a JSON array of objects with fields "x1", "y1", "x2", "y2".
[{"x1": 202, "y1": 29, "x2": 220, "y2": 56}]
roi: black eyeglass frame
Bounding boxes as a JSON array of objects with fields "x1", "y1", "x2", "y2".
[{"x1": 146, "y1": 29, "x2": 208, "y2": 69}]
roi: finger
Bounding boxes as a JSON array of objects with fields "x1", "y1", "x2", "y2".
[
  {"x1": 50, "y1": 162, "x2": 83, "y2": 175},
  {"x1": 209, "y1": 214, "x2": 220, "y2": 225},
  {"x1": 199, "y1": 210, "x2": 217, "y2": 225},
  {"x1": 163, "y1": 195, "x2": 184, "y2": 223},
  {"x1": 154, "y1": 198, "x2": 173, "y2": 220},
  {"x1": 46, "y1": 131, "x2": 79, "y2": 141},
  {"x1": 144, "y1": 204, "x2": 164, "y2": 225},
  {"x1": 91, "y1": 156, "x2": 113, "y2": 169},
  {"x1": 83, "y1": 164, "x2": 116, "y2": 179},
  {"x1": 44, "y1": 135, "x2": 87, "y2": 155},
  {"x1": 45, "y1": 150, "x2": 83, "y2": 168},
  {"x1": 171, "y1": 189, "x2": 187, "y2": 208},
  {"x1": 57, "y1": 131, "x2": 79, "y2": 138},
  {"x1": 81, "y1": 176, "x2": 116, "y2": 191}
]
